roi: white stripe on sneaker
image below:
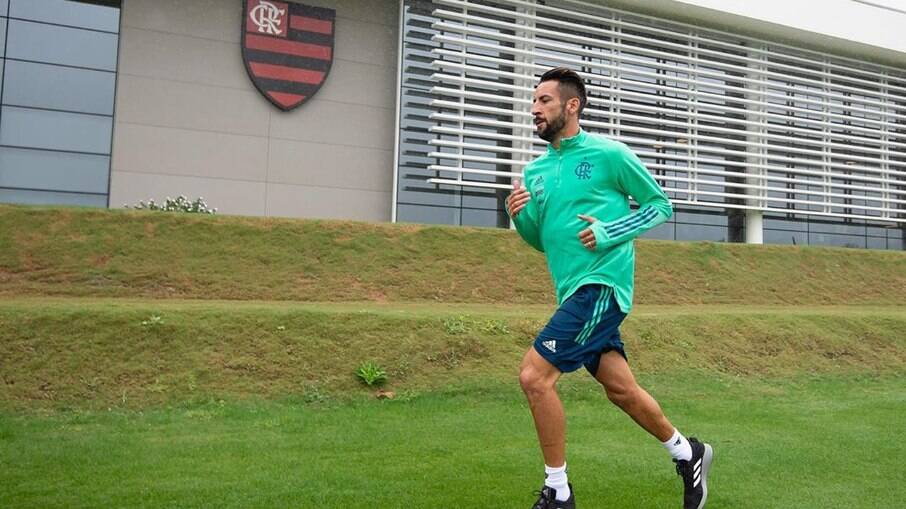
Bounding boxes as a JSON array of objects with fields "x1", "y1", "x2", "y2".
[{"x1": 697, "y1": 443, "x2": 714, "y2": 509}]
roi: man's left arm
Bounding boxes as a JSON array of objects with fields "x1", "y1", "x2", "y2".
[{"x1": 583, "y1": 145, "x2": 673, "y2": 250}]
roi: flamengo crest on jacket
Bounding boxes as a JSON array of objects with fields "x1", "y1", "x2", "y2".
[{"x1": 242, "y1": 0, "x2": 335, "y2": 111}]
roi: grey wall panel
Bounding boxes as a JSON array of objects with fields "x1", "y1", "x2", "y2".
[
  {"x1": 809, "y1": 232, "x2": 868, "y2": 248},
  {"x1": 110, "y1": 170, "x2": 266, "y2": 215},
  {"x1": 120, "y1": 0, "x2": 241, "y2": 43},
  {"x1": 675, "y1": 223, "x2": 730, "y2": 242},
  {"x1": 0, "y1": 188, "x2": 106, "y2": 207},
  {"x1": 266, "y1": 182, "x2": 391, "y2": 220},
  {"x1": 6, "y1": 19, "x2": 118, "y2": 70},
  {"x1": 120, "y1": 0, "x2": 397, "y2": 43},
  {"x1": 333, "y1": 17, "x2": 398, "y2": 68},
  {"x1": 868, "y1": 237, "x2": 888, "y2": 250},
  {"x1": 764, "y1": 228, "x2": 808, "y2": 245},
  {"x1": 110, "y1": 0, "x2": 400, "y2": 221},
  {"x1": 268, "y1": 99, "x2": 394, "y2": 150},
  {"x1": 115, "y1": 75, "x2": 270, "y2": 137},
  {"x1": 1, "y1": 106, "x2": 113, "y2": 154},
  {"x1": 9, "y1": 0, "x2": 119, "y2": 32},
  {"x1": 112, "y1": 123, "x2": 269, "y2": 182},
  {"x1": 639, "y1": 222, "x2": 676, "y2": 240},
  {"x1": 0, "y1": 18, "x2": 6, "y2": 54},
  {"x1": 396, "y1": 203, "x2": 461, "y2": 226},
  {"x1": 267, "y1": 138, "x2": 392, "y2": 192},
  {"x1": 460, "y1": 207, "x2": 506, "y2": 228},
  {"x1": 117, "y1": 26, "x2": 248, "y2": 90},
  {"x1": 315, "y1": 58, "x2": 396, "y2": 109},
  {"x1": 3, "y1": 60, "x2": 116, "y2": 115},
  {"x1": 0, "y1": 147, "x2": 110, "y2": 193},
  {"x1": 303, "y1": 0, "x2": 398, "y2": 27}
]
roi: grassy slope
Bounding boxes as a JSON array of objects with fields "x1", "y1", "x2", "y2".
[
  {"x1": 2, "y1": 205, "x2": 906, "y2": 508},
  {"x1": 2, "y1": 205, "x2": 905, "y2": 409},
  {"x1": 1, "y1": 299, "x2": 904, "y2": 409},
  {"x1": 2, "y1": 204, "x2": 905, "y2": 305}
]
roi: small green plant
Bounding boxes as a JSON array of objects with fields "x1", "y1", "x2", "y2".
[
  {"x1": 355, "y1": 361, "x2": 388, "y2": 386},
  {"x1": 426, "y1": 338, "x2": 485, "y2": 369},
  {"x1": 141, "y1": 314, "x2": 163, "y2": 326},
  {"x1": 392, "y1": 359, "x2": 411, "y2": 379},
  {"x1": 148, "y1": 377, "x2": 167, "y2": 394},
  {"x1": 126, "y1": 195, "x2": 217, "y2": 214},
  {"x1": 80, "y1": 376, "x2": 101, "y2": 393},
  {"x1": 442, "y1": 315, "x2": 470, "y2": 335},
  {"x1": 302, "y1": 385, "x2": 329, "y2": 404},
  {"x1": 480, "y1": 319, "x2": 510, "y2": 335},
  {"x1": 425, "y1": 348, "x2": 462, "y2": 369}
]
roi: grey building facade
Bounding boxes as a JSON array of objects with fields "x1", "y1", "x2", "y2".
[
  {"x1": 1, "y1": 0, "x2": 904, "y2": 250},
  {"x1": 111, "y1": 0, "x2": 398, "y2": 219}
]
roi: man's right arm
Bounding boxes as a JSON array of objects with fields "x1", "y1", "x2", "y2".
[{"x1": 507, "y1": 185, "x2": 544, "y2": 252}]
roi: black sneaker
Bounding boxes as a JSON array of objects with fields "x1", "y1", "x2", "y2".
[
  {"x1": 531, "y1": 483, "x2": 575, "y2": 509},
  {"x1": 674, "y1": 437, "x2": 714, "y2": 509}
]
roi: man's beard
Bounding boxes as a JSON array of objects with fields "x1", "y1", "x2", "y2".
[{"x1": 537, "y1": 107, "x2": 567, "y2": 142}]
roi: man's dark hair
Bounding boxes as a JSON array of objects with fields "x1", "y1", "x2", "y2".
[{"x1": 539, "y1": 67, "x2": 587, "y2": 114}]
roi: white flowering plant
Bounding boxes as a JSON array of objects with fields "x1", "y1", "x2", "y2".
[{"x1": 126, "y1": 195, "x2": 217, "y2": 214}]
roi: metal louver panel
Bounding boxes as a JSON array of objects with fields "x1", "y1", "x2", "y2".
[{"x1": 424, "y1": 0, "x2": 906, "y2": 224}]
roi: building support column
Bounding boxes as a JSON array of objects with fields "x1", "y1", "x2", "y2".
[
  {"x1": 743, "y1": 45, "x2": 767, "y2": 245},
  {"x1": 745, "y1": 210, "x2": 763, "y2": 244}
]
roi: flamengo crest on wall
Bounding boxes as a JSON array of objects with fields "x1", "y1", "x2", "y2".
[{"x1": 241, "y1": 0, "x2": 335, "y2": 111}]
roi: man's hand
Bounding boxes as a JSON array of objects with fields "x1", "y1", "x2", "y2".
[
  {"x1": 578, "y1": 214, "x2": 597, "y2": 250},
  {"x1": 507, "y1": 185, "x2": 531, "y2": 218}
]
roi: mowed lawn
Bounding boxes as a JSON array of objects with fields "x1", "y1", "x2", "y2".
[
  {"x1": 2, "y1": 374, "x2": 904, "y2": 509},
  {"x1": 3, "y1": 206, "x2": 905, "y2": 508}
]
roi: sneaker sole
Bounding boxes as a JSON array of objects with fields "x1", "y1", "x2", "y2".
[{"x1": 697, "y1": 443, "x2": 714, "y2": 509}]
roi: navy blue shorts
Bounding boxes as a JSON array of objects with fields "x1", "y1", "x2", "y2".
[{"x1": 533, "y1": 284, "x2": 627, "y2": 376}]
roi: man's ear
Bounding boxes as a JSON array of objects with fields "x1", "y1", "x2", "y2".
[{"x1": 566, "y1": 97, "x2": 581, "y2": 115}]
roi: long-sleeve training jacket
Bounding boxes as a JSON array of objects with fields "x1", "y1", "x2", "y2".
[{"x1": 510, "y1": 129, "x2": 673, "y2": 313}]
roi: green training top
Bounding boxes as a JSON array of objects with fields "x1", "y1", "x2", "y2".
[{"x1": 510, "y1": 129, "x2": 673, "y2": 313}]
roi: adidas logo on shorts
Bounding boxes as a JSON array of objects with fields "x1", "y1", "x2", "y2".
[{"x1": 542, "y1": 340, "x2": 557, "y2": 353}]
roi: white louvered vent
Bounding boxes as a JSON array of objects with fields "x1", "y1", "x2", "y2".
[{"x1": 424, "y1": 0, "x2": 906, "y2": 224}]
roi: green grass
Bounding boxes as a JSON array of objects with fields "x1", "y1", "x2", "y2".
[
  {"x1": 1, "y1": 374, "x2": 904, "y2": 508},
  {"x1": 2, "y1": 204, "x2": 904, "y2": 305},
  {"x1": 2, "y1": 205, "x2": 905, "y2": 508},
  {"x1": 2, "y1": 299, "x2": 904, "y2": 409}
]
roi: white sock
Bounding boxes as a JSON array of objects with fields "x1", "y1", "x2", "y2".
[
  {"x1": 662, "y1": 428, "x2": 693, "y2": 461},
  {"x1": 544, "y1": 464, "x2": 571, "y2": 501}
]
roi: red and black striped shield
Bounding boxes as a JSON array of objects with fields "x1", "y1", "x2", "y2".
[{"x1": 241, "y1": 0, "x2": 335, "y2": 111}]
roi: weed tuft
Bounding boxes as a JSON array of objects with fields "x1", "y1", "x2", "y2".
[{"x1": 355, "y1": 361, "x2": 388, "y2": 387}]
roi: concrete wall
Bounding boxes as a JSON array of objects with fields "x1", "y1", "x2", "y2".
[{"x1": 110, "y1": 0, "x2": 399, "y2": 220}]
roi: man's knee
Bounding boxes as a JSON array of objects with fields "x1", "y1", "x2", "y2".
[
  {"x1": 520, "y1": 365, "x2": 553, "y2": 398},
  {"x1": 519, "y1": 365, "x2": 539, "y2": 394},
  {"x1": 604, "y1": 381, "x2": 638, "y2": 408}
]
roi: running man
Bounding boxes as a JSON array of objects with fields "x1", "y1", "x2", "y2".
[{"x1": 507, "y1": 67, "x2": 713, "y2": 509}]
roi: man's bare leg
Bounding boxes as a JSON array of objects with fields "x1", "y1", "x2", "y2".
[
  {"x1": 519, "y1": 347, "x2": 575, "y2": 505},
  {"x1": 593, "y1": 350, "x2": 674, "y2": 441},
  {"x1": 519, "y1": 347, "x2": 566, "y2": 466},
  {"x1": 594, "y1": 350, "x2": 714, "y2": 508}
]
